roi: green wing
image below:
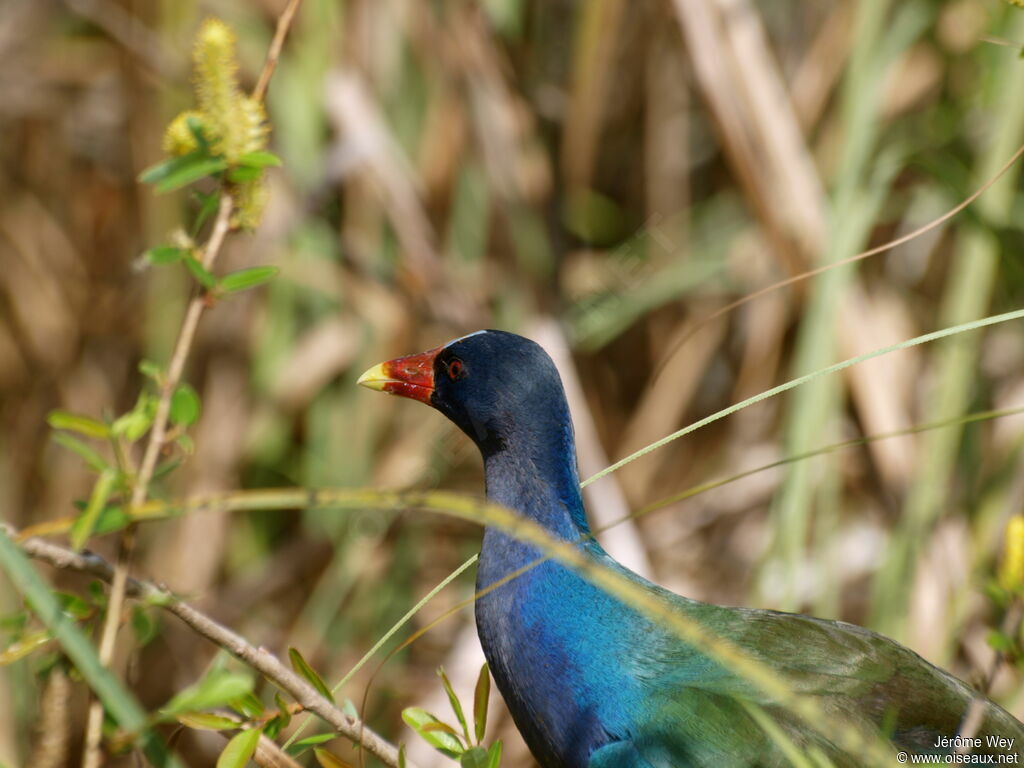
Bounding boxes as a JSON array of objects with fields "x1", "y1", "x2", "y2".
[{"x1": 595, "y1": 601, "x2": 1024, "y2": 767}]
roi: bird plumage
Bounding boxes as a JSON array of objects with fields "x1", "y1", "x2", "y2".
[{"x1": 359, "y1": 330, "x2": 1024, "y2": 767}]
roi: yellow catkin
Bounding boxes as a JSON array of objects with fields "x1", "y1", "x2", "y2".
[
  {"x1": 161, "y1": 110, "x2": 203, "y2": 156},
  {"x1": 157, "y1": 18, "x2": 272, "y2": 227},
  {"x1": 193, "y1": 18, "x2": 247, "y2": 162},
  {"x1": 237, "y1": 96, "x2": 269, "y2": 155},
  {"x1": 231, "y1": 177, "x2": 269, "y2": 230},
  {"x1": 999, "y1": 515, "x2": 1024, "y2": 592},
  {"x1": 1008, "y1": 0, "x2": 1024, "y2": 8}
]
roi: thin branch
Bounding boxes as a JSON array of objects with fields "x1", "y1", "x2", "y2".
[
  {"x1": 83, "y1": 172, "x2": 236, "y2": 768},
  {"x1": 83, "y1": 2, "x2": 305, "y2": 761},
  {"x1": 253, "y1": 0, "x2": 304, "y2": 103},
  {"x1": 5, "y1": 525, "x2": 412, "y2": 768},
  {"x1": 252, "y1": 731, "x2": 305, "y2": 768}
]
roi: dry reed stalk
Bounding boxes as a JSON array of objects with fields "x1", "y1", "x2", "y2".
[{"x1": 561, "y1": 0, "x2": 627, "y2": 190}]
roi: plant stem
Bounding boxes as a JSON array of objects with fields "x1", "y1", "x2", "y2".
[
  {"x1": 82, "y1": 0, "x2": 304, "y2": 759},
  {"x1": 6, "y1": 524, "x2": 411, "y2": 768}
]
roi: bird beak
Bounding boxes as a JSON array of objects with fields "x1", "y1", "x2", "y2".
[{"x1": 357, "y1": 346, "x2": 441, "y2": 405}]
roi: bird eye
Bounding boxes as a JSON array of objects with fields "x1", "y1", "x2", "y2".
[{"x1": 447, "y1": 358, "x2": 466, "y2": 380}]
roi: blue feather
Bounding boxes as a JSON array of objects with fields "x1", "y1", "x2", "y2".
[{"x1": 360, "y1": 330, "x2": 1024, "y2": 768}]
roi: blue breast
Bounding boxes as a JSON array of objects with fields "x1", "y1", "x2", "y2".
[{"x1": 475, "y1": 529, "x2": 658, "y2": 768}]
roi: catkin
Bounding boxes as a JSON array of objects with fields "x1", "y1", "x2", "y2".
[
  {"x1": 162, "y1": 110, "x2": 204, "y2": 156},
  {"x1": 999, "y1": 515, "x2": 1024, "y2": 592},
  {"x1": 193, "y1": 19, "x2": 248, "y2": 162}
]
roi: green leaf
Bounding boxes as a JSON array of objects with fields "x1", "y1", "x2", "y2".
[
  {"x1": 264, "y1": 697, "x2": 291, "y2": 740},
  {"x1": 47, "y1": 410, "x2": 109, "y2": 439},
  {"x1": 154, "y1": 156, "x2": 227, "y2": 193},
  {"x1": 473, "y1": 662, "x2": 490, "y2": 744},
  {"x1": 216, "y1": 727, "x2": 260, "y2": 768},
  {"x1": 111, "y1": 411, "x2": 150, "y2": 442},
  {"x1": 93, "y1": 504, "x2": 131, "y2": 536},
  {"x1": 314, "y1": 748, "x2": 354, "y2": 768},
  {"x1": 237, "y1": 151, "x2": 282, "y2": 169},
  {"x1": 87, "y1": 581, "x2": 106, "y2": 605},
  {"x1": 460, "y1": 747, "x2": 490, "y2": 768},
  {"x1": 0, "y1": 630, "x2": 54, "y2": 665},
  {"x1": 263, "y1": 716, "x2": 284, "y2": 740},
  {"x1": 421, "y1": 721, "x2": 463, "y2": 738},
  {"x1": 230, "y1": 692, "x2": 265, "y2": 719},
  {"x1": 170, "y1": 384, "x2": 201, "y2": 427},
  {"x1": 984, "y1": 580, "x2": 1010, "y2": 608},
  {"x1": 145, "y1": 246, "x2": 187, "y2": 265},
  {"x1": 398, "y1": 744, "x2": 407, "y2": 768},
  {"x1": 227, "y1": 166, "x2": 263, "y2": 183},
  {"x1": 402, "y1": 707, "x2": 464, "y2": 758},
  {"x1": 55, "y1": 592, "x2": 92, "y2": 620},
  {"x1": 111, "y1": 392, "x2": 156, "y2": 442},
  {"x1": 152, "y1": 458, "x2": 183, "y2": 481},
  {"x1": 191, "y1": 191, "x2": 221, "y2": 236},
  {"x1": 139, "y1": 151, "x2": 228, "y2": 194},
  {"x1": 988, "y1": 630, "x2": 1016, "y2": 653},
  {"x1": 138, "y1": 360, "x2": 163, "y2": 380},
  {"x1": 218, "y1": 266, "x2": 279, "y2": 294},
  {"x1": 486, "y1": 740, "x2": 502, "y2": 768},
  {"x1": 131, "y1": 606, "x2": 158, "y2": 647},
  {"x1": 284, "y1": 733, "x2": 336, "y2": 756},
  {"x1": 438, "y1": 666, "x2": 470, "y2": 743},
  {"x1": 176, "y1": 712, "x2": 240, "y2": 731},
  {"x1": 160, "y1": 670, "x2": 254, "y2": 720},
  {"x1": 183, "y1": 254, "x2": 218, "y2": 290},
  {"x1": 288, "y1": 647, "x2": 334, "y2": 703},
  {"x1": 273, "y1": 693, "x2": 291, "y2": 729},
  {"x1": 139, "y1": 151, "x2": 209, "y2": 185},
  {"x1": 186, "y1": 116, "x2": 209, "y2": 152},
  {"x1": 71, "y1": 468, "x2": 118, "y2": 551},
  {"x1": 51, "y1": 433, "x2": 109, "y2": 473},
  {"x1": 139, "y1": 155, "x2": 183, "y2": 185}
]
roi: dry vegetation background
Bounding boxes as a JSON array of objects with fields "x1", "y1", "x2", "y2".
[{"x1": 3, "y1": 0, "x2": 1024, "y2": 765}]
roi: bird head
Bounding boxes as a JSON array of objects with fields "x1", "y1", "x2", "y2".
[{"x1": 358, "y1": 330, "x2": 568, "y2": 457}]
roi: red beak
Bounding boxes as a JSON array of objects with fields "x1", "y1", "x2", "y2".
[{"x1": 357, "y1": 346, "x2": 441, "y2": 404}]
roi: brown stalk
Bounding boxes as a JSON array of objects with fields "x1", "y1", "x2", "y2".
[{"x1": 5, "y1": 524, "x2": 412, "y2": 768}]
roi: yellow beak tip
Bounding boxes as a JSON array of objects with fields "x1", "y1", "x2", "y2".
[{"x1": 357, "y1": 362, "x2": 390, "y2": 392}]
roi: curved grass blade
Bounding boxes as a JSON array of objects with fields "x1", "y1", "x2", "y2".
[
  {"x1": 125, "y1": 487, "x2": 900, "y2": 767},
  {"x1": 581, "y1": 307, "x2": 1024, "y2": 488}
]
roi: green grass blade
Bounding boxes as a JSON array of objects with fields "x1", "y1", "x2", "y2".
[
  {"x1": 582, "y1": 308, "x2": 1024, "y2": 489},
  {"x1": 147, "y1": 488, "x2": 899, "y2": 767},
  {"x1": 767, "y1": 0, "x2": 931, "y2": 612},
  {"x1": 770, "y1": 160, "x2": 901, "y2": 612}
]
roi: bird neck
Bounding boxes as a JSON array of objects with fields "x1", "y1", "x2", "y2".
[
  {"x1": 480, "y1": 415, "x2": 590, "y2": 542},
  {"x1": 474, "y1": 417, "x2": 634, "y2": 768}
]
